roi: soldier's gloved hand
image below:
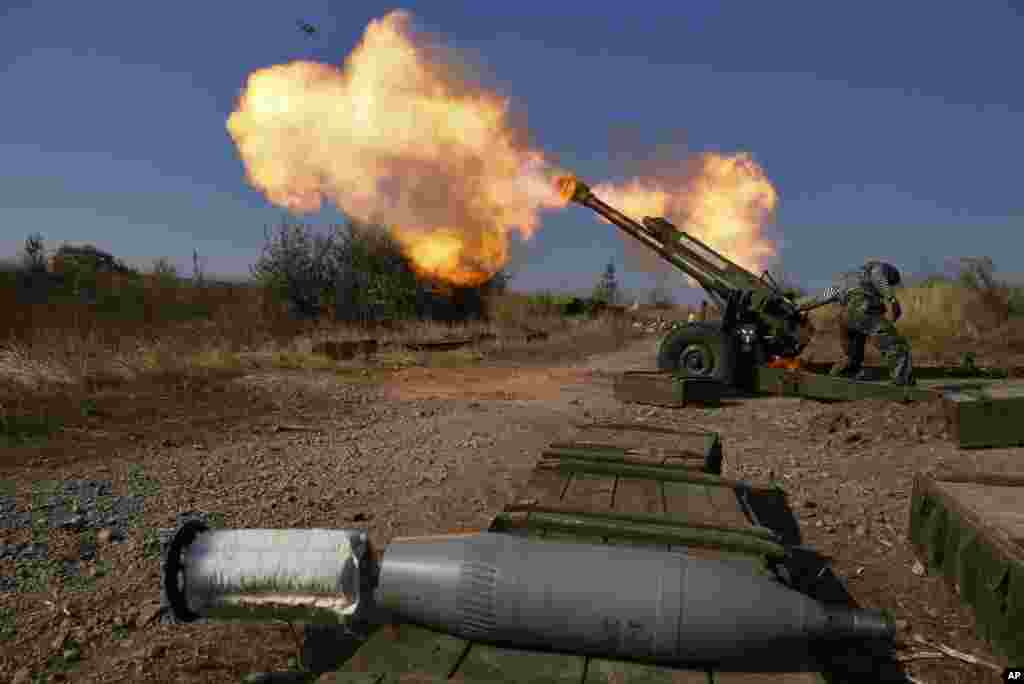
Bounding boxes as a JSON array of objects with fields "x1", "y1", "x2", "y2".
[{"x1": 890, "y1": 299, "x2": 902, "y2": 321}]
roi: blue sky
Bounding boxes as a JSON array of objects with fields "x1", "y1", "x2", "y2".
[{"x1": 2, "y1": 1, "x2": 1022, "y2": 300}]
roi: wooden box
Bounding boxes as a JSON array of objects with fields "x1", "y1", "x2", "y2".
[
  {"x1": 909, "y1": 470, "x2": 1024, "y2": 662},
  {"x1": 614, "y1": 371, "x2": 723, "y2": 408},
  {"x1": 944, "y1": 383, "x2": 1024, "y2": 448}
]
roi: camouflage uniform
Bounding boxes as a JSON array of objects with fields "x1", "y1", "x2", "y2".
[{"x1": 798, "y1": 261, "x2": 913, "y2": 385}]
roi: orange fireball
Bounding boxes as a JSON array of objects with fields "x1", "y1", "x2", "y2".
[
  {"x1": 592, "y1": 152, "x2": 778, "y2": 275},
  {"x1": 227, "y1": 10, "x2": 780, "y2": 289},
  {"x1": 767, "y1": 356, "x2": 803, "y2": 370},
  {"x1": 227, "y1": 10, "x2": 564, "y2": 285}
]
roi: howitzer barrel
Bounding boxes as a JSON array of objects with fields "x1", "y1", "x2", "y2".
[
  {"x1": 556, "y1": 176, "x2": 772, "y2": 306},
  {"x1": 163, "y1": 524, "x2": 893, "y2": 664}
]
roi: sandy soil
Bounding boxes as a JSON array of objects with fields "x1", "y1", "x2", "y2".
[{"x1": 0, "y1": 334, "x2": 1014, "y2": 683}]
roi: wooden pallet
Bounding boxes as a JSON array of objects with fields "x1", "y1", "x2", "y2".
[
  {"x1": 564, "y1": 422, "x2": 726, "y2": 476},
  {"x1": 909, "y1": 470, "x2": 1024, "y2": 663},
  {"x1": 321, "y1": 438, "x2": 833, "y2": 684},
  {"x1": 614, "y1": 372, "x2": 724, "y2": 408}
]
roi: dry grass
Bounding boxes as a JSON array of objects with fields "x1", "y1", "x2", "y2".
[
  {"x1": 0, "y1": 275, "x2": 640, "y2": 408},
  {"x1": 5, "y1": 267, "x2": 1017, "y2": 410},
  {"x1": 0, "y1": 276, "x2": 297, "y2": 398}
]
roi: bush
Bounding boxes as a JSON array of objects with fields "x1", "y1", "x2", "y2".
[
  {"x1": 524, "y1": 291, "x2": 573, "y2": 316},
  {"x1": 251, "y1": 221, "x2": 342, "y2": 320},
  {"x1": 1007, "y1": 286, "x2": 1024, "y2": 317},
  {"x1": 252, "y1": 219, "x2": 510, "y2": 325}
]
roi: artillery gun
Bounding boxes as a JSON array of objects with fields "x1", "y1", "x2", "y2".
[{"x1": 557, "y1": 176, "x2": 813, "y2": 388}]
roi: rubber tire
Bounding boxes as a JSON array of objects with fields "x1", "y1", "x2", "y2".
[{"x1": 657, "y1": 322, "x2": 737, "y2": 385}]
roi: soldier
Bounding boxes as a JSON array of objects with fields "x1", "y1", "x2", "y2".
[{"x1": 796, "y1": 261, "x2": 914, "y2": 385}]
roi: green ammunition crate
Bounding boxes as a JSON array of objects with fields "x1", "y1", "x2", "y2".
[
  {"x1": 943, "y1": 383, "x2": 1024, "y2": 448},
  {"x1": 909, "y1": 471, "x2": 1024, "y2": 662},
  {"x1": 614, "y1": 371, "x2": 724, "y2": 407},
  {"x1": 754, "y1": 366, "x2": 935, "y2": 403}
]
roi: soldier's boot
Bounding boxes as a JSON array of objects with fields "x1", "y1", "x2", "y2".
[
  {"x1": 831, "y1": 325, "x2": 866, "y2": 378},
  {"x1": 829, "y1": 361, "x2": 858, "y2": 378},
  {"x1": 870, "y1": 320, "x2": 913, "y2": 385},
  {"x1": 879, "y1": 337, "x2": 914, "y2": 385},
  {"x1": 891, "y1": 350, "x2": 915, "y2": 386}
]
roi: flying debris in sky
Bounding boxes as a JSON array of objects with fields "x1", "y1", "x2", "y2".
[{"x1": 296, "y1": 20, "x2": 318, "y2": 37}]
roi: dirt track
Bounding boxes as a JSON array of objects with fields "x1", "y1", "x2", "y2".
[{"x1": 0, "y1": 335, "x2": 1013, "y2": 683}]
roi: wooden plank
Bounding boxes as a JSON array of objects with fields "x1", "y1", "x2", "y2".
[
  {"x1": 551, "y1": 434, "x2": 723, "y2": 475},
  {"x1": 571, "y1": 424, "x2": 721, "y2": 459},
  {"x1": 661, "y1": 481, "x2": 720, "y2": 523},
  {"x1": 549, "y1": 443, "x2": 669, "y2": 465},
  {"x1": 912, "y1": 474, "x2": 1024, "y2": 564},
  {"x1": 561, "y1": 472, "x2": 616, "y2": 509},
  {"x1": 676, "y1": 378, "x2": 725, "y2": 407},
  {"x1": 493, "y1": 511, "x2": 783, "y2": 557},
  {"x1": 495, "y1": 507, "x2": 779, "y2": 541},
  {"x1": 703, "y1": 486, "x2": 752, "y2": 529},
  {"x1": 543, "y1": 451, "x2": 705, "y2": 472},
  {"x1": 936, "y1": 481, "x2": 1024, "y2": 549},
  {"x1": 545, "y1": 446, "x2": 704, "y2": 469},
  {"x1": 932, "y1": 469, "x2": 1024, "y2": 487},
  {"x1": 662, "y1": 481, "x2": 764, "y2": 564},
  {"x1": 584, "y1": 658, "x2": 710, "y2": 683},
  {"x1": 327, "y1": 674, "x2": 457, "y2": 684},
  {"x1": 545, "y1": 472, "x2": 616, "y2": 544},
  {"x1": 614, "y1": 372, "x2": 723, "y2": 408},
  {"x1": 614, "y1": 371, "x2": 682, "y2": 407},
  {"x1": 676, "y1": 546, "x2": 760, "y2": 563},
  {"x1": 933, "y1": 479, "x2": 1024, "y2": 552},
  {"x1": 539, "y1": 460, "x2": 771, "y2": 493},
  {"x1": 321, "y1": 673, "x2": 387, "y2": 684},
  {"x1": 337, "y1": 624, "x2": 467, "y2": 678},
  {"x1": 575, "y1": 421, "x2": 707, "y2": 435},
  {"x1": 518, "y1": 468, "x2": 571, "y2": 507},
  {"x1": 754, "y1": 366, "x2": 936, "y2": 403},
  {"x1": 614, "y1": 477, "x2": 668, "y2": 516},
  {"x1": 540, "y1": 454, "x2": 708, "y2": 475},
  {"x1": 451, "y1": 643, "x2": 585, "y2": 683},
  {"x1": 712, "y1": 672, "x2": 825, "y2": 684},
  {"x1": 551, "y1": 442, "x2": 708, "y2": 462}
]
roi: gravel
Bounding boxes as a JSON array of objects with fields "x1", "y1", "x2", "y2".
[{"x1": 0, "y1": 479, "x2": 145, "y2": 592}]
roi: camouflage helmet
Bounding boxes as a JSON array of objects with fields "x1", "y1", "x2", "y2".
[
  {"x1": 880, "y1": 262, "x2": 901, "y2": 287},
  {"x1": 866, "y1": 260, "x2": 901, "y2": 287}
]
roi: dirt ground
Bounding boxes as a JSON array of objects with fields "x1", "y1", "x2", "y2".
[{"x1": 0, "y1": 331, "x2": 1016, "y2": 684}]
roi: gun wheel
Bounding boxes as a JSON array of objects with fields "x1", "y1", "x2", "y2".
[
  {"x1": 657, "y1": 323, "x2": 737, "y2": 385},
  {"x1": 680, "y1": 344, "x2": 715, "y2": 375}
]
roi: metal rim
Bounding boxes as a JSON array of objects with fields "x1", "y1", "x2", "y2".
[{"x1": 679, "y1": 343, "x2": 716, "y2": 377}]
